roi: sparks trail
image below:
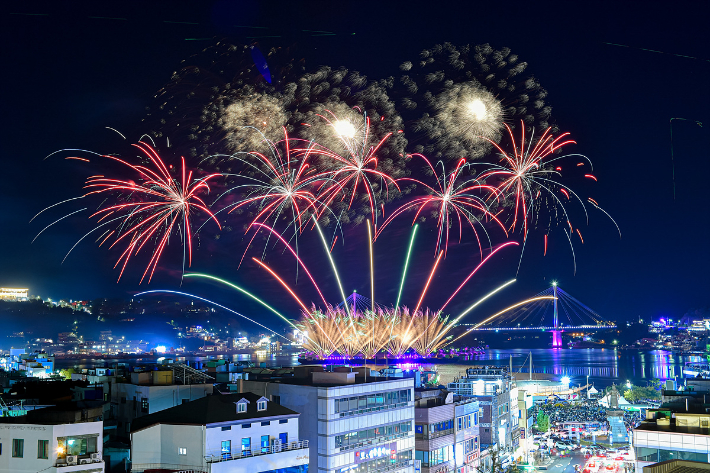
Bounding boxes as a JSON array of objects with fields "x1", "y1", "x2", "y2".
[
  {"x1": 230, "y1": 219, "x2": 518, "y2": 358},
  {"x1": 35, "y1": 142, "x2": 221, "y2": 283},
  {"x1": 375, "y1": 154, "x2": 505, "y2": 257}
]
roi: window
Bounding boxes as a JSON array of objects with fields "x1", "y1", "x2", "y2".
[
  {"x1": 261, "y1": 421, "x2": 270, "y2": 426},
  {"x1": 221, "y1": 440, "x2": 231, "y2": 456},
  {"x1": 38, "y1": 440, "x2": 49, "y2": 459},
  {"x1": 12, "y1": 439, "x2": 24, "y2": 458},
  {"x1": 182, "y1": 398, "x2": 189, "y2": 404},
  {"x1": 261, "y1": 435, "x2": 269, "y2": 453},
  {"x1": 87, "y1": 437, "x2": 97, "y2": 454},
  {"x1": 257, "y1": 400, "x2": 267, "y2": 411},
  {"x1": 271, "y1": 395, "x2": 280, "y2": 405},
  {"x1": 279, "y1": 419, "x2": 288, "y2": 424},
  {"x1": 279, "y1": 432, "x2": 288, "y2": 445},
  {"x1": 221, "y1": 426, "x2": 231, "y2": 431},
  {"x1": 141, "y1": 398, "x2": 149, "y2": 413},
  {"x1": 178, "y1": 447, "x2": 187, "y2": 455},
  {"x1": 237, "y1": 402, "x2": 247, "y2": 413},
  {"x1": 242, "y1": 423, "x2": 251, "y2": 429},
  {"x1": 241, "y1": 438, "x2": 251, "y2": 452},
  {"x1": 120, "y1": 397, "x2": 126, "y2": 404}
]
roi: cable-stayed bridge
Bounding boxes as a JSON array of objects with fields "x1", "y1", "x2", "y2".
[{"x1": 461, "y1": 284, "x2": 616, "y2": 347}]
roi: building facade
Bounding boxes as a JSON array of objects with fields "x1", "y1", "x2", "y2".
[
  {"x1": 413, "y1": 389, "x2": 481, "y2": 473},
  {"x1": 239, "y1": 367, "x2": 416, "y2": 473},
  {"x1": 447, "y1": 367, "x2": 516, "y2": 457}
]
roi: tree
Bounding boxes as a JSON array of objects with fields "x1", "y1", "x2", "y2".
[
  {"x1": 536, "y1": 411, "x2": 550, "y2": 432},
  {"x1": 623, "y1": 385, "x2": 661, "y2": 403},
  {"x1": 58, "y1": 368, "x2": 75, "y2": 380}
]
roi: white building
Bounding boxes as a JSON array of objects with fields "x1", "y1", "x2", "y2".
[
  {"x1": 131, "y1": 392, "x2": 308, "y2": 473},
  {"x1": 239, "y1": 365, "x2": 416, "y2": 473},
  {"x1": 633, "y1": 412, "x2": 710, "y2": 472},
  {"x1": 0, "y1": 420, "x2": 104, "y2": 473}
]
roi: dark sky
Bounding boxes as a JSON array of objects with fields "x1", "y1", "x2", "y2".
[{"x1": 1, "y1": 1, "x2": 709, "y2": 331}]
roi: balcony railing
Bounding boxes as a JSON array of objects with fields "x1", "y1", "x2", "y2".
[
  {"x1": 132, "y1": 463, "x2": 206, "y2": 473},
  {"x1": 205, "y1": 439, "x2": 309, "y2": 463}
]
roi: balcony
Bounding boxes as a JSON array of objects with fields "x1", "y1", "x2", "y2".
[
  {"x1": 205, "y1": 439, "x2": 309, "y2": 463},
  {"x1": 55, "y1": 455, "x2": 105, "y2": 472}
]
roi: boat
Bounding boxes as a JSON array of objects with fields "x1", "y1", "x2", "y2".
[{"x1": 683, "y1": 361, "x2": 710, "y2": 378}]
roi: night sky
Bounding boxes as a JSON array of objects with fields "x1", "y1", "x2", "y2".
[{"x1": 2, "y1": 1, "x2": 709, "y2": 332}]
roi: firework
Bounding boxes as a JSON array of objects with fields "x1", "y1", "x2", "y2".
[
  {"x1": 145, "y1": 41, "x2": 305, "y2": 159},
  {"x1": 218, "y1": 87, "x2": 290, "y2": 154},
  {"x1": 35, "y1": 142, "x2": 221, "y2": 283},
  {"x1": 397, "y1": 42, "x2": 555, "y2": 160},
  {"x1": 212, "y1": 129, "x2": 334, "y2": 244},
  {"x1": 479, "y1": 122, "x2": 618, "y2": 271},
  {"x1": 375, "y1": 154, "x2": 506, "y2": 256},
  {"x1": 286, "y1": 67, "x2": 408, "y2": 226},
  {"x1": 297, "y1": 305, "x2": 455, "y2": 358},
  {"x1": 297, "y1": 110, "x2": 401, "y2": 227}
]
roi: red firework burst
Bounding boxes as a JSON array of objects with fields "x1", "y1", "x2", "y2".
[
  {"x1": 85, "y1": 142, "x2": 221, "y2": 282},
  {"x1": 375, "y1": 154, "x2": 505, "y2": 256}
]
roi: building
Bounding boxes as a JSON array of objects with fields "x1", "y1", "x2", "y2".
[
  {"x1": 131, "y1": 392, "x2": 308, "y2": 473},
  {"x1": 516, "y1": 389, "x2": 534, "y2": 464},
  {"x1": 413, "y1": 388, "x2": 481, "y2": 473},
  {"x1": 239, "y1": 365, "x2": 416, "y2": 473},
  {"x1": 105, "y1": 364, "x2": 214, "y2": 440},
  {"x1": 0, "y1": 288, "x2": 28, "y2": 301},
  {"x1": 0, "y1": 403, "x2": 105, "y2": 472},
  {"x1": 633, "y1": 379, "x2": 710, "y2": 471},
  {"x1": 447, "y1": 367, "x2": 517, "y2": 457},
  {"x1": 641, "y1": 460, "x2": 710, "y2": 473}
]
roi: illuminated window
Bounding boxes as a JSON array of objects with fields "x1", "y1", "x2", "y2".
[{"x1": 178, "y1": 447, "x2": 187, "y2": 455}]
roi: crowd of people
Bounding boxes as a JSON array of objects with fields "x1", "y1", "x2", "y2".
[{"x1": 532, "y1": 398, "x2": 645, "y2": 434}]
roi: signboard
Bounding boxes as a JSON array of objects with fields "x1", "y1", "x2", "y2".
[
  {"x1": 520, "y1": 428, "x2": 526, "y2": 439},
  {"x1": 415, "y1": 460, "x2": 421, "y2": 473},
  {"x1": 355, "y1": 442, "x2": 396, "y2": 463}
]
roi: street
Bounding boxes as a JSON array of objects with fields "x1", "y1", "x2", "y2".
[{"x1": 543, "y1": 452, "x2": 587, "y2": 473}]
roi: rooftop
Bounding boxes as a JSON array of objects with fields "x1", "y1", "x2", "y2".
[
  {"x1": 635, "y1": 419, "x2": 710, "y2": 436},
  {"x1": 130, "y1": 393, "x2": 298, "y2": 433},
  {"x1": 643, "y1": 460, "x2": 710, "y2": 473}
]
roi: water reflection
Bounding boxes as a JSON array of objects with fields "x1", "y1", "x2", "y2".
[{"x1": 55, "y1": 348, "x2": 696, "y2": 389}]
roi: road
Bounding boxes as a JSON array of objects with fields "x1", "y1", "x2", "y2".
[{"x1": 543, "y1": 452, "x2": 587, "y2": 473}]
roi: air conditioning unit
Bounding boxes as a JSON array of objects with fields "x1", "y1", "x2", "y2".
[
  {"x1": 79, "y1": 458, "x2": 92, "y2": 465},
  {"x1": 91, "y1": 452, "x2": 102, "y2": 461},
  {"x1": 271, "y1": 439, "x2": 282, "y2": 452},
  {"x1": 66, "y1": 455, "x2": 78, "y2": 465}
]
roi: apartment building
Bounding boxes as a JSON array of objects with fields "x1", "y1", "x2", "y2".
[{"x1": 239, "y1": 365, "x2": 416, "y2": 473}]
